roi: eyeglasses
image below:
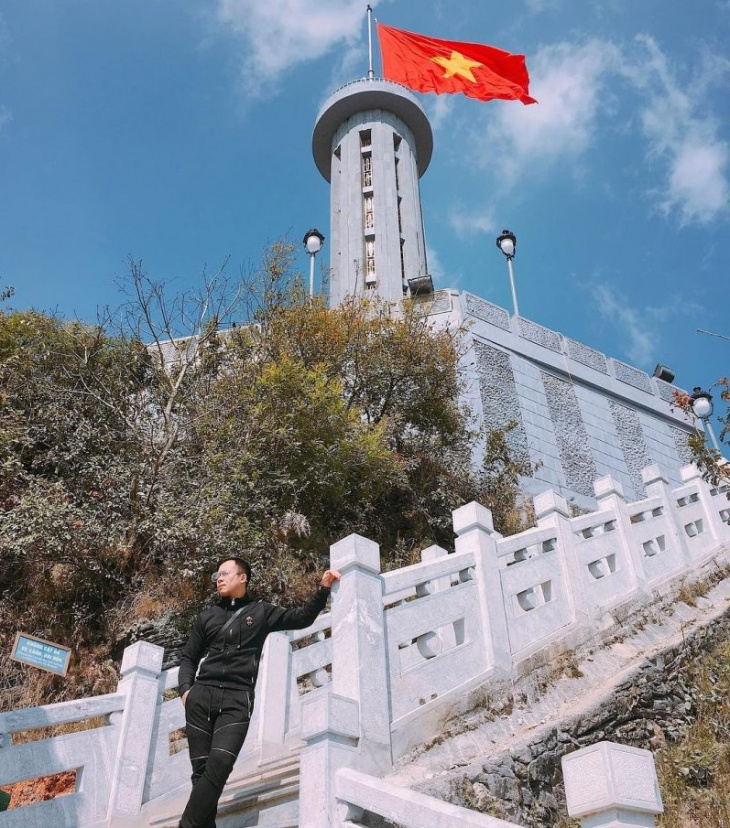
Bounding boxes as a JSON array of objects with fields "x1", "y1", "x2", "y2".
[{"x1": 211, "y1": 569, "x2": 237, "y2": 582}]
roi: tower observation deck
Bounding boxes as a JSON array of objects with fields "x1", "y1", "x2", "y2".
[{"x1": 312, "y1": 78, "x2": 433, "y2": 306}]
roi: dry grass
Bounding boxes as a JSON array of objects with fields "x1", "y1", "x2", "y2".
[
  {"x1": 676, "y1": 578, "x2": 712, "y2": 609},
  {"x1": 11, "y1": 716, "x2": 108, "y2": 747},
  {"x1": 655, "y1": 636, "x2": 730, "y2": 827}
]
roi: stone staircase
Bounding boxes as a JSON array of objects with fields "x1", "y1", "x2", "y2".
[
  {"x1": 146, "y1": 749, "x2": 301, "y2": 828},
  {"x1": 145, "y1": 555, "x2": 730, "y2": 827},
  {"x1": 1, "y1": 464, "x2": 727, "y2": 828}
]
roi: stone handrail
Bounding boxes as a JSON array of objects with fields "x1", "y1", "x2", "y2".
[
  {"x1": 334, "y1": 742, "x2": 664, "y2": 828},
  {"x1": 335, "y1": 767, "x2": 518, "y2": 827},
  {"x1": 298, "y1": 463, "x2": 728, "y2": 825},
  {"x1": 1, "y1": 462, "x2": 727, "y2": 827},
  {"x1": 0, "y1": 641, "x2": 163, "y2": 828},
  {"x1": 0, "y1": 694, "x2": 126, "y2": 740},
  {"x1": 0, "y1": 689, "x2": 127, "y2": 823}
]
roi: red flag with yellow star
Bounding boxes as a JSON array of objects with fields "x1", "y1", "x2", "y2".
[{"x1": 377, "y1": 23, "x2": 536, "y2": 105}]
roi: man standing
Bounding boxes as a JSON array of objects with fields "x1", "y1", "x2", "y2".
[{"x1": 177, "y1": 557, "x2": 341, "y2": 828}]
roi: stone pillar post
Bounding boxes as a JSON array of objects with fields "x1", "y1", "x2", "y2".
[
  {"x1": 641, "y1": 464, "x2": 692, "y2": 566},
  {"x1": 594, "y1": 475, "x2": 649, "y2": 596},
  {"x1": 298, "y1": 532, "x2": 391, "y2": 828},
  {"x1": 562, "y1": 741, "x2": 663, "y2": 827},
  {"x1": 329, "y1": 533, "x2": 391, "y2": 773},
  {"x1": 298, "y1": 692, "x2": 360, "y2": 828},
  {"x1": 107, "y1": 642, "x2": 164, "y2": 826},
  {"x1": 253, "y1": 632, "x2": 291, "y2": 758},
  {"x1": 419, "y1": 545, "x2": 457, "y2": 650},
  {"x1": 679, "y1": 463, "x2": 730, "y2": 543},
  {"x1": 452, "y1": 502, "x2": 511, "y2": 674},
  {"x1": 420, "y1": 544, "x2": 452, "y2": 590},
  {"x1": 534, "y1": 489, "x2": 590, "y2": 627}
]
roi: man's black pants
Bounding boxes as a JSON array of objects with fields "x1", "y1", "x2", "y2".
[{"x1": 180, "y1": 683, "x2": 253, "y2": 828}]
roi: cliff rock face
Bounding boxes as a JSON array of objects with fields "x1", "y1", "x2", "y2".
[{"x1": 116, "y1": 615, "x2": 186, "y2": 671}]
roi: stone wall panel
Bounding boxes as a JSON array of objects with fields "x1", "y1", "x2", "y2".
[
  {"x1": 473, "y1": 340, "x2": 530, "y2": 465},
  {"x1": 541, "y1": 372, "x2": 597, "y2": 497},
  {"x1": 609, "y1": 401, "x2": 652, "y2": 499},
  {"x1": 465, "y1": 295, "x2": 511, "y2": 330}
]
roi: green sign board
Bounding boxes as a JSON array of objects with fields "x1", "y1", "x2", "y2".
[{"x1": 11, "y1": 632, "x2": 71, "y2": 676}]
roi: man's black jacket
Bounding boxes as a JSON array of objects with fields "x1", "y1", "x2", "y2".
[{"x1": 178, "y1": 585, "x2": 331, "y2": 696}]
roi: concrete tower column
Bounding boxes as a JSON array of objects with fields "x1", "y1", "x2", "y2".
[{"x1": 312, "y1": 78, "x2": 433, "y2": 307}]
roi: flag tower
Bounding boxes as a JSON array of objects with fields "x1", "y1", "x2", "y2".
[{"x1": 311, "y1": 77, "x2": 433, "y2": 306}]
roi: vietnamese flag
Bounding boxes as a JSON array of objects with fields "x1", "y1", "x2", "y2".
[{"x1": 377, "y1": 23, "x2": 537, "y2": 105}]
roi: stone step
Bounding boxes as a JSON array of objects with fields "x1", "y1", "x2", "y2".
[
  {"x1": 148, "y1": 750, "x2": 301, "y2": 828},
  {"x1": 228, "y1": 750, "x2": 301, "y2": 789}
]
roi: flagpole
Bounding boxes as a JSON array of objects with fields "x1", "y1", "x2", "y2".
[{"x1": 367, "y1": 5, "x2": 374, "y2": 79}]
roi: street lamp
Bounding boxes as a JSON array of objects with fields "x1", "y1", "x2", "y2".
[
  {"x1": 496, "y1": 229, "x2": 519, "y2": 317},
  {"x1": 303, "y1": 228, "x2": 325, "y2": 297},
  {"x1": 690, "y1": 386, "x2": 721, "y2": 452}
]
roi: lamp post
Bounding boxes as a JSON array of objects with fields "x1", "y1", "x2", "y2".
[
  {"x1": 690, "y1": 386, "x2": 721, "y2": 452},
  {"x1": 496, "y1": 229, "x2": 519, "y2": 317},
  {"x1": 303, "y1": 228, "x2": 325, "y2": 297}
]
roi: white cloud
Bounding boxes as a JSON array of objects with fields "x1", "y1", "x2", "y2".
[
  {"x1": 448, "y1": 203, "x2": 496, "y2": 238},
  {"x1": 0, "y1": 105, "x2": 11, "y2": 132},
  {"x1": 425, "y1": 244, "x2": 444, "y2": 282},
  {"x1": 662, "y1": 139, "x2": 729, "y2": 223},
  {"x1": 425, "y1": 94, "x2": 455, "y2": 133},
  {"x1": 427, "y1": 244, "x2": 469, "y2": 291},
  {"x1": 593, "y1": 282, "x2": 703, "y2": 367},
  {"x1": 524, "y1": 0, "x2": 564, "y2": 12},
  {"x1": 627, "y1": 36, "x2": 730, "y2": 226},
  {"x1": 693, "y1": 50, "x2": 730, "y2": 99},
  {"x1": 331, "y1": 42, "x2": 368, "y2": 88},
  {"x1": 480, "y1": 39, "x2": 621, "y2": 190},
  {"x1": 595, "y1": 283, "x2": 655, "y2": 366},
  {"x1": 450, "y1": 34, "x2": 729, "y2": 235},
  {"x1": 215, "y1": 0, "x2": 379, "y2": 96}
]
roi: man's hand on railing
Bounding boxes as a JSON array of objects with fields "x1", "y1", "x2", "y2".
[{"x1": 320, "y1": 570, "x2": 342, "y2": 588}]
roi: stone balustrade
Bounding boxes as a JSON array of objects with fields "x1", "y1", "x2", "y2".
[{"x1": 0, "y1": 462, "x2": 727, "y2": 827}]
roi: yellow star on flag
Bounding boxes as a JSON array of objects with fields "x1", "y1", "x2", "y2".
[{"x1": 431, "y1": 51, "x2": 482, "y2": 83}]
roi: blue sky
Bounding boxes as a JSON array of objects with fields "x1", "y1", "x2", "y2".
[{"x1": 1, "y1": 0, "x2": 729, "y2": 411}]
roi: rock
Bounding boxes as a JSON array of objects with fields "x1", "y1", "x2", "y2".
[
  {"x1": 510, "y1": 745, "x2": 533, "y2": 765},
  {"x1": 464, "y1": 763, "x2": 482, "y2": 782},
  {"x1": 471, "y1": 782, "x2": 492, "y2": 809},
  {"x1": 527, "y1": 754, "x2": 556, "y2": 785},
  {"x1": 538, "y1": 791, "x2": 559, "y2": 810},
  {"x1": 483, "y1": 774, "x2": 522, "y2": 802}
]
